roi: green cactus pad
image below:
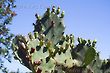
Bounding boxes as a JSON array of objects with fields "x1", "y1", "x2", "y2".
[{"x1": 33, "y1": 6, "x2": 65, "y2": 46}]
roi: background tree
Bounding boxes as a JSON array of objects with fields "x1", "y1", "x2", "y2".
[{"x1": 0, "y1": 0, "x2": 16, "y2": 72}]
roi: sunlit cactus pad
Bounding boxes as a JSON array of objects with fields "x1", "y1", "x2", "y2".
[{"x1": 33, "y1": 6, "x2": 65, "y2": 46}]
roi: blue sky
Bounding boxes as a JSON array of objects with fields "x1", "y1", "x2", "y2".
[{"x1": 6, "y1": 0, "x2": 110, "y2": 72}]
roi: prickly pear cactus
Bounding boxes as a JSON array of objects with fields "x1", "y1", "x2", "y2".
[{"x1": 12, "y1": 6, "x2": 110, "y2": 73}]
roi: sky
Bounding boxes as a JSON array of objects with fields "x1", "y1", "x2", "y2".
[{"x1": 6, "y1": 0, "x2": 110, "y2": 72}]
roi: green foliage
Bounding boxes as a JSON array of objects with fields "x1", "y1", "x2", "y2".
[
  {"x1": 0, "y1": 0, "x2": 16, "y2": 56},
  {"x1": 12, "y1": 6, "x2": 110, "y2": 73},
  {"x1": 0, "y1": 0, "x2": 16, "y2": 72}
]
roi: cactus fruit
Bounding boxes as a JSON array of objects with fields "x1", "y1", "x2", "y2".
[
  {"x1": 56, "y1": 7, "x2": 60, "y2": 14},
  {"x1": 12, "y1": 6, "x2": 110, "y2": 73}
]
